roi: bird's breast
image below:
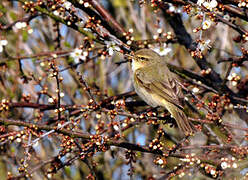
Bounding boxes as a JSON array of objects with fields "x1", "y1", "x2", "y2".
[{"x1": 133, "y1": 80, "x2": 161, "y2": 107}]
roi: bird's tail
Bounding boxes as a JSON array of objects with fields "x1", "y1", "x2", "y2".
[{"x1": 167, "y1": 104, "x2": 195, "y2": 136}]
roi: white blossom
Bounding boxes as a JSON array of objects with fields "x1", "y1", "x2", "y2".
[
  {"x1": 106, "y1": 41, "x2": 121, "y2": 56},
  {"x1": 202, "y1": 20, "x2": 211, "y2": 30},
  {"x1": 157, "y1": 28, "x2": 163, "y2": 34},
  {"x1": 122, "y1": 122, "x2": 127, "y2": 127},
  {"x1": 210, "y1": 0, "x2": 218, "y2": 9},
  {"x1": 0, "y1": 39, "x2": 8, "y2": 53},
  {"x1": 232, "y1": 163, "x2": 238, "y2": 168},
  {"x1": 48, "y1": 98, "x2": 54, "y2": 103},
  {"x1": 63, "y1": 1, "x2": 72, "y2": 10},
  {"x1": 153, "y1": 44, "x2": 172, "y2": 56},
  {"x1": 197, "y1": 0, "x2": 205, "y2": 6},
  {"x1": 192, "y1": 87, "x2": 200, "y2": 93},
  {"x1": 232, "y1": 81, "x2": 237, "y2": 86},
  {"x1": 199, "y1": 0, "x2": 218, "y2": 10},
  {"x1": 153, "y1": 34, "x2": 158, "y2": 40},
  {"x1": 21, "y1": 22, "x2": 27, "y2": 28},
  {"x1": 210, "y1": 169, "x2": 216, "y2": 175},
  {"x1": 15, "y1": 21, "x2": 27, "y2": 29},
  {"x1": 221, "y1": 161, "x2": 228, "y2": 169},
  {"x1": 53, "y1": 10, "x2": 60, "y2": 16},
  {"x1": 28, "y1": 28, "x2": 33, "y2": 34},
  {"x1": 0, "y1": 39, "x2": 8, "y2": 46},
  {"x1": 128, "y1": 28, "x2": 134, "y2": 33},
  {"x1": 176, "y1": 8, "x2": 182, "y2": 13},
  {"x1": 127, "y1": 40, "x2": 132, "y2": 45},
  {"x1": 157, "y1": 159, "x2": 164, "y2": 165},
  {"x1": 84, "y1": 2, "x2": 90, "y2": 7},
  {"x1": 198, "y1": 39, "x2": 211, "y2": 51},
  {"x1": 223, "y1": 14, "x2": 230, "y2": 21},
  {"x1": 169, "y1": 5, "x2": 176, "y2": 12},
  {"x1": 70, "y1": 48, "x2": 87, "y2": 63},
  {"x1": 113, "y1": 125, "x2": 119, "y2": 131}
]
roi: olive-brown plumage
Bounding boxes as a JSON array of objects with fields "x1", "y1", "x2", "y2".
[{"x1": 131, "y1": 49, "x2": 194, "y2": 135}]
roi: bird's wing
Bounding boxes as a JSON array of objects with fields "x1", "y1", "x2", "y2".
[{"x1": 135, "y1": 66, "x2": 184, "y2": 109}]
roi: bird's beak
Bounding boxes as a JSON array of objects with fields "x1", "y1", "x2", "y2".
[{"x1": 124, "y1": 54, "x2": 133, "y2": 62}]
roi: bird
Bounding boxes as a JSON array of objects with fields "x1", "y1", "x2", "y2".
[{"x1": 130, "y1": 48, "x2": 195, "y2": 136}]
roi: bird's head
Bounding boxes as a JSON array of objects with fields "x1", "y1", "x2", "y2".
[{"x1": 131, "y1": 49, "x2": 161, "y2": 71}]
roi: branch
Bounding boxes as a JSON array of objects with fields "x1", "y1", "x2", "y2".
[
  {"x1": 0, "y1": 117, "x2": 90, "y2": 139},
  {"x1": 69, "y1": 0, "x2": 126, "y2": 42},
  {"x1": 88, "y1": 0, "x2": 126, "y2": 40},
  {"x1": 0, "y1": 13, "x2": 38, "y2": 31},
  {"x1": 156, "y1": 2, "x2": 247, "y2": 105},
  {"x1": 17, "y1": 0, "x2": 103, "y2": 44}
]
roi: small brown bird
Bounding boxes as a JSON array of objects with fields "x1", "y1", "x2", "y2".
[{"x1": 131, "y1": 49, "x2": 194, "y2": 136}]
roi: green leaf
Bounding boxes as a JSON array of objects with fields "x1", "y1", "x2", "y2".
[
  {"x1": 0, "y1": 3, "x2": 7, "y2": 13},
  {"x1": 10, "y1": 146, "x2": 16, "y2": 153},
  {"x1": 64, "y1": 41, "x2": 71, "y2": 48},
  {"x1": 67, "y1": 56, "x2": 74, "y2": 64},
  {"x1": 49, "y1": 45, "x2": 55, "y2": 51},
  {"x1": 64, "y1": 166, "x2": 71, "y2": 176},
  {"x1": 9, "y1": 11, "x2": 17, "y2": 21},
  {"x1": 22, "y1": 30, "x2": 28, "y2": 42},
  {"x1": 112, "y1": 0, "x2": 127, "y2": 7}
]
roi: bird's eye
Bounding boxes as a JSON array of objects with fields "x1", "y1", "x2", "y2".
[{"x1": 139, "y1": 57, "x2": 147, "y2": 61}]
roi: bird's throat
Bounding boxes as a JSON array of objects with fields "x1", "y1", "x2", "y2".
[{"x1": 131, "y1": 60, "x2": 145, "y2": 72}]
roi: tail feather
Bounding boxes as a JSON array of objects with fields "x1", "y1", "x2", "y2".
[{"x1": 167, "y1": 105, "x2": 195, "y2": 136}]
